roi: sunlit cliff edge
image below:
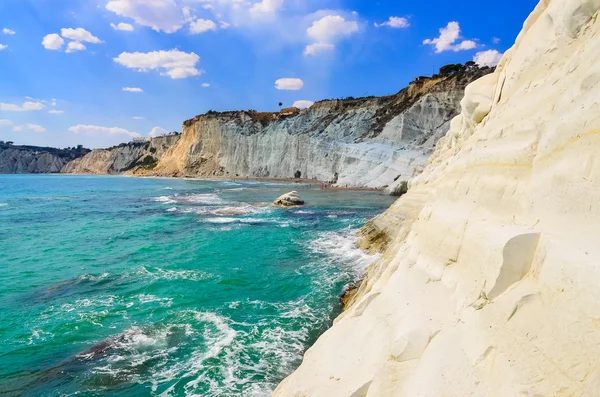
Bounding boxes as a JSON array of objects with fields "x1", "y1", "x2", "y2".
[{"x1": 272, "y1": 0, "x2": 600, "y2": 396}]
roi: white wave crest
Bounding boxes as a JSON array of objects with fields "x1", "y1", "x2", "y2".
[{"x1": 154, "y1": 196, "x2": 177, "y2": 204}]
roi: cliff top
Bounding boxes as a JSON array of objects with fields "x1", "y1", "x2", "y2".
[
  {"x1": 183, "y1": 62, "x2": 494, "y2": 129},
  {"x1": 0, "y1": 142, "x2": 91, "y2": 159}
]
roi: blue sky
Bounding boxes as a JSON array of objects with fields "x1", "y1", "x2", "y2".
[{"x1": 0, "y1": 0, "x2": 538, "y2": 148}]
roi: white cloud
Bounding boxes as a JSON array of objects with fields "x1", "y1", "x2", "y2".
[
  {"x1": 61, "y1": 28, "x2": 102, "y2": 43},
  {"x1": 292, "y1": 100, "x2": 314, "y2": 109},
  {"x1": 473, "y1": 49, "x2": 503, "y2": 67},
  {"x1": 250, "y1": 0, "x2": 283, "y2": 15},
  {"x1": 423, "y1": 21, "x2": 478, "y2": 53},
  {"x1": 0, "y1": 119, "x2": 12, "y2": 126},
  {"x1": 0, "y1": 101, "x2": 45, "y2": 112},
  {"x1": 13, "y1": 123, "x2": 46, "y2": 133},
  {"x1": 307, "y1": 15, "x2": 358, "y2": 42},
  {"x1": 113, "y1": 49, "x2": 201, "y2": 79},
  {"x1": 201, "y1": 83, "x2": 211, "y2": 87},
  {"x1": 49, "y1": 109, "x2": 65, "y2": 114},
  {"x1": 133, "y1": 116, "x2": 145, "y2": 120},
  {"x1": 106, "y1": 0, "x2": 187, "y2": 33},
  {"x1": 220, "y1": 21, "x2": 231, "y2": 29},
  {"x1": 275, "y1": 78, "x2": 304, "y2": 90},
  {"x1": 3, "y1": 28, "x2": 15, "y2": 35},
  {"x1": 42, "y1": 34, "x2": 64, "y2": 50},
  {"x1": 189, "y1": 19, "x2": 217, "y2": 34},
  {"x1": 375, "y1": 16, "x2": 409, "y2": 29},
  {"x1": 111, "y1": 22, "x2": 134, "y2": 31},
  {"x1": 66, "y1": 41, "x2": 86, "y2": 53},
  {"x1": 68, "y1": 124, "x2": 142, "y2": 138},
  {"x1": 492, "y1": 37, "x2": 501, "y2": 44},
  {"x1": 0, "y1": 44, "x2": 7, "y2": 51},
  {"x1": 123, "y1": 87, "x2": 144, "y2": 93},
  {"x1": 149, "y1": 126, "x2": 169, "y2": 137},
  {"x1": 304, "y1": 42, "x2": 334, "y2": 56}
]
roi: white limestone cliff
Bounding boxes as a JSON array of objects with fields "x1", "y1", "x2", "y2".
[
  {"x1": 152, "y1": 70, "x2": 490, "y2": 192},
  {"x1": 62, "y1": 135, "x2": 180, "y2": 175},
  {"x1": 272, "y1": 0, "x2": 600, "y2": 396}
]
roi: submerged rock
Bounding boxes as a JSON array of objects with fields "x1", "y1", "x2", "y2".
[{"x1": 273, "y1": 191, "x2": 305, "y2": 207}]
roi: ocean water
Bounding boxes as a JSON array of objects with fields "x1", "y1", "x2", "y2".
[{"x1": 0, "y1": 175, "x2": 395, "y2": 397}]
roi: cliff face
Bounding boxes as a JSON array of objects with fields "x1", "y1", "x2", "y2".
[
  {"x1": 273, "y1": 0, "x2": 600, "y2": 396},
  {"x1": 0, "y1": 144, "x2": 88, "y2": 174},
  {"x1": 62, "y1": 135, "x2": 180, "y2": 175},
  {"x1": 152, "y1": 70, "x2": 491, "y2": 191}
]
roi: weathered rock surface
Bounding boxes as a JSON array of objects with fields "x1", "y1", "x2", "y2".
[
  {"x1": 62, "y1": 135, "x2": 180, "y2": 175},
  {"x1": 272, "y1": 0, "x2": 600, "y2": 396},
  {"x1": 273, "y1": 191, "x2": 304, "y2": 207},
  {"x1": 0, "y1": 143, "x2": 89, "y2": 174},
  {"x1": 151, "y1": 68, "x2": 491, "y2": 192}
]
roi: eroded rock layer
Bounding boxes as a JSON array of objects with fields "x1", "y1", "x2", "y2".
[
  {"x1": 151, "y1": 69, "x2": 490, "y2": 192},
  {"x1": 62, "y1": 135, "x2": 180, "y2": 175},
  {"x1": 272, "y1": 0, "x2": 600, "y2": 396},
  {"x1": 0, "y1": 143, "x2": 89, "y2": 174}
]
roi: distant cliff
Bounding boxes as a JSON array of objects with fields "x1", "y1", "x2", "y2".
[
  {"x1": 62, "y1": 135, "x2": 180, "y2": 175},
  {"x1": 151, "y1": 66, "x2": 492, "y2": 193},
  {"x1": 0, "y1": 142, "x2": 89, "y2": 174}
]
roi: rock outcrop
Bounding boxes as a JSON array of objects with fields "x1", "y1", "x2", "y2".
[
  {"x1": 0, "y1": 143, "x2": 89, "y2": 174},
  {"x1": 151, "y1": 67, "x2": 492, "y2": 192},
  {"x1": 272, "y1": 0, "x2": 600, "y2": 396},
  {"x1": 273, "y1": 191, "x2": 305, "y2": 207},
  {"x1": 62, "y1": 135, "x2": 180, "y2": 175}
]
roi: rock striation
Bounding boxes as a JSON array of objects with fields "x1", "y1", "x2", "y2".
[
  {"x1": 62, "y1": 135, "x2": 180, "y2": 175},
  {"x1": 0, "y1": 143, "x2": 89, "y2": 174},
  {"x1": 151, "y1": 67, "x2": 492, "y2": 192},
  {"x1": 272, "y1": 0, "x2": 600, "y2": 396}
]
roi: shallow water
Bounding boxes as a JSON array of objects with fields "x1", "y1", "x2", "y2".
[{"x1": 0, "y1": 175, "x2": 395, "y2": 397}]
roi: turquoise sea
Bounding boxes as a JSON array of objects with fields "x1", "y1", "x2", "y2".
[{"x1": 0, "y1": 175, "x2": 395, "y2": 397}]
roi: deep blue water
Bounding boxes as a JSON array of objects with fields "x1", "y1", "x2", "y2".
[{"x1": 0, "y1": 175, "x2": 395, "y2": 397}]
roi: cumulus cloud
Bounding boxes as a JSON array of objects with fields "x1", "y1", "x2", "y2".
[
  {"x1": 123, "y1": 87, "x2": 144, "y2": 92},
  {"x1": 61, "y1": 28, "x2": 102, "y2": 43},
  {"x1": 48, "y1": 109, "x2": 65, "y2": 114},
  {"x1": 42, "y1": 34, "x2": 64, "y2": 50},
  {"x1": 106, "y1": 0, "x2": 188, "y2": 33},
  {"x1": 13, "y1": 123, "x2": 46, "y2": 133},
  {"x1": 275, "y1": 78, "x2": 304, "y2": 90},
  {"x1": 113, "y1": 49, "x2": 201, "y2": 79},
  {"x1": 423, "y1": 22, "x2": 477, "y2": 53},
  {"x1": 473, "y1": 49, "x2": 503, "y2": 67},
  {"x1": 133, "y1": 116, "x2": 145, "y2": 120},
  {"x1": 0, "y1": 44, "x2": 7, "y2": 51},
  {"x1": 375, "y1": 16, "x2": 409, "y2": 28},
  {"x1": 292, "y1": 100, "x2": 314, "y2": 109},
  {"x1": 111, "y1": 22, "x2": 134, "y2": 31},
  {"x1": 307, "y1": 15, "x2": 358, "y2": 42},
  {"x1": 492, "y1": 37, "x2": 501, "y2": 44},
  {"x1": 220, "y1": 21, "x2": 231, "y2": 29},
  {"x1": 304, "y1": 42, "x2": 334, "y2": 56},
  {"x1": 3, "y1": 28, "x2": 15, "y2": 35},
  {"x1": 66, "y1": 41, "x2": 86, "y2": 53},
  {"x1": 0, "y1": 119, "x2": 12, "y2": 126},
  {"x1": 149, "y1": 126, "x2": 169, "y2": 137},
  {"x1": 250, "y1": 0, "x2": 284, "y2": 15},
  {"x1": 189, "y1": 19, "x2": 217, "y2": 34},
  {"x1": 68, "y1": 124, "x2": 142, "y2": 138},
  {"x1": 0, "y1": 101, "x2": 45, "y2": 111},
  {"x1": 201, "y1": 83, "x2": 210, "y2": 87}
]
